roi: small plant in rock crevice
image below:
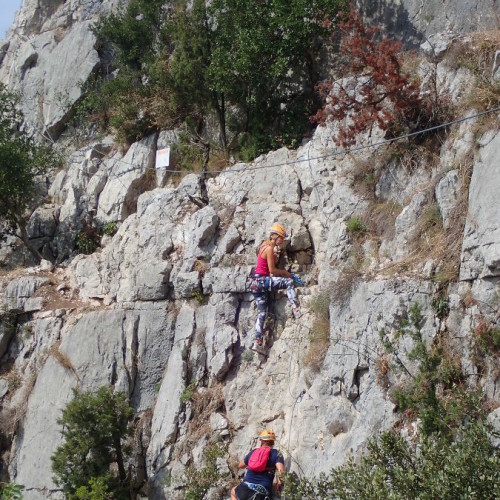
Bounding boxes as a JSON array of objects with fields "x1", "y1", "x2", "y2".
[
  {"x1": 432, "y1": 291, "x2": 450, "y2": 320},
  {"x1": 183, "y1": 444, "x2": 228, "y2": 500},
  {"x1": 75, "y1": 225, "x2": 101, "y2": 255},
  {"x1": 472, "y1": 317, "x2": 500, "y2": 359},
  {"x1": 0, "y1": 483, "x2": 24, "y2": 499},
  {"x1": 192, "y1": 289, "x2": 207, "y2": 304},
  {"x1": 346, "y1": 216, "x2": 366, "y2": 236},
  {"x1": 242, "y1": 350, "x2": 254, "y2": 363},
  {"x1": 101, "y1": 221, "x2": 118, "y2": 236},
  {"x1": 180, "y1": 382, "x2": 196, "y2": 405}
]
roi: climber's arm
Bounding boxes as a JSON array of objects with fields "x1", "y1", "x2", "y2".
[{"x1": 265, "y1": 246, "x2": 291, "y2": 278}]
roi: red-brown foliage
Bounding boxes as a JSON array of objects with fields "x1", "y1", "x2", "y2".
[{"x1": 312, "y1": 8, "x2": 421, "y2": 147}]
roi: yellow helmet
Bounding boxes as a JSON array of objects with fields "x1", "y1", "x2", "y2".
[
  {"x1": 270, "y1": 223, "x2": 287, "y2": 239},
  {"x1": 259, "y1": 429, "x2": 276, "y2": 441}
]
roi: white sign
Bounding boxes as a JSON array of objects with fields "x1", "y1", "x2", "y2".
[{"x1": 155, "y1": 147, "x2": 170, "y2": 168}]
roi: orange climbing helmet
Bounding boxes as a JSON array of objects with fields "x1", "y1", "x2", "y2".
[
  {"x1": 259, "y1": 429, "x2": 276, "y2": 441},
  {"x1": 270, "y1": 223, "x2": 287, "y2": 239}
]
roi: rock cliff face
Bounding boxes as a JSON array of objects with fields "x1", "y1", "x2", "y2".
[{"x1": 1, "y1": 1, "x2": 500, "y2": 499}]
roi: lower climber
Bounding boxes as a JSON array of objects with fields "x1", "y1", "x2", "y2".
[
  {"x1": 250, "y1": 223, "x2": 301, "y2": 353},
  {"x1": 230, "y1": 429, "x2": 285, "y2": 500}
]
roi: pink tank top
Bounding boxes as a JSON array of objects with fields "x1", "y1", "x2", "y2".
[{"x1": 255, "y1": 253, "x2": 270, "y2": 276}]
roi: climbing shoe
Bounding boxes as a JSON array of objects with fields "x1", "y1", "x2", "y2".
[
  {"x1": 292, "y1": 306, "x2": 302, "y2": 319},
  {"x1": 251, "y1": 339, "x2": 268, "y2": 355}
]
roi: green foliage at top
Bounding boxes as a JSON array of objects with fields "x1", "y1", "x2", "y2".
[
  {"x1": 51, "y1": 386, "x2": 133, "y2": 499},
  {"x1": 84, "y1": 0, "x2": 347, "y2": 155},
  {"x1": 0, "y1": 84, "x2": 60, "y2": 262},
  {"x1": 93, "y1": 0, "x2": 168, "y2": 70},
  {"x1": 283, "y1": 421, "x2": 500, "y2": 499}
]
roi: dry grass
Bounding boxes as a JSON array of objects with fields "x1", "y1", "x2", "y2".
[
  {"x1": 449, "y1": 31, "x2": 500, "y2": 77},
  {"x1": 448, "y1": 31, "x2": 500, "y2": 110},
  {"x1": 350, "y1": 155, "x2": 381, "y2": 200},
  {"x1": 49, "y1": 341, "x2": 80, "y2": 381},
  {"x1": 304, "y1": 291, "x2": 331, "y2": 371},
  {"x1": 379, "y1": 154, "x2": 472, "y2": 284},
  {"x1": 375, "y1": 355, "x2": 391, "y2": 389},
  {"x1": 0, "y1": 370, "x2": 39, "y2": 435},
  {"x1": 185, "y1": 383, "x2": 225, "y2": 444},
  {"x1": 366, "y1": 200, "x2": 403, "y2": 240},
  {"x1": 331, "y1": 258, "x2": 363, "y2": 305},
  {"x1": 471, "y1": 111, "x2": 500, "y2": 141},
  {"x1": 460, "y1": 288, "x2": 478, "y2": 309},
  {"x1": 193, "y1": 259, "x2": 211, "y2": 275},
  {"x1": 303, "y1": 317, "x2": 330, "y2": 372}
]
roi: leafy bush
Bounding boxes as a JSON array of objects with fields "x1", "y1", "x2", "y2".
[
  {"x1": 75, "y1": 225, "x2": 101, "y2": 255},
  {"x1": 288, "y1": 304, "x2": 499, "y2": 498},
  {"x1": 184, "y1": 444, "x2": 228, "y2": 500},
  {"x1": 86, "y1": 0, "x2": 346, "y2": 158},
  {"x1": 0, "y1": 483, "x2": 24, "y2": 499},
  {"x1": 283, "y1": 421, "x2": 500, "y2": 499},
  {"x1": 51, "y1": 386, "x2": 133, "y2": 498},
  {"x1": 0, "y1": 84, "x2": 60, "y2": 263},
  {"x1": 73, "y1": 476, "x2": 115, "y2": 500},
  {"x1": 381, "y1": 303, "x2": 482, "y2": 436}
]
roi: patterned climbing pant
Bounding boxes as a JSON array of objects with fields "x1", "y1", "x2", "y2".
[{"x1": 251, "y1": 276, "x2": 298, "y2": 339}]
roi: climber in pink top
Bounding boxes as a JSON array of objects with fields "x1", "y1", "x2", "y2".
[{"x1": 250, "y1": 223, "x2": 301, "y2": 352}]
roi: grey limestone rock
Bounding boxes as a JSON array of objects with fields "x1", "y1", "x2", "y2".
[
  {"x1": 460, "y1": 130, "x2": 500, "y2": 280},
  {"x1": 435, "y1": 170, "x2": 462, "y2": 229},
  {"x1": 5, "y1": 277, "x2": 49, "y2": 312}
]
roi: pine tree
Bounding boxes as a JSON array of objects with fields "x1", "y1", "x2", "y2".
[{"x1": 51, "y1": 386, "x2": 133, "y2": 499}]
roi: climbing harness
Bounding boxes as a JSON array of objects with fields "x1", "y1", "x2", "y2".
[{"x1": 244, "y1": 482, "x2": 271, "y2": 500}]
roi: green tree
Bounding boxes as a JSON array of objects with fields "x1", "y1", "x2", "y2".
[
  {"x1": 286, "y1": 305, "x2": 498, "y2": 498},
  {"x1": 170, "y1": 0, "x2": 346, "y2": 155},
  {"x1": 284, "y1": 421, "x2": 500, "y2": 499},
  {"x1": 51, "y1": 386, "x2": 133, "y2": 499},
  {"x1": 88, "y1": 0, "x2": 346, "y2": 157},
  {"x1": 0, "y1": 84, "x2": 60, "y2": 263},
  {"x1": 93, "y1": 0, "x2": 167, "y2": 71}
]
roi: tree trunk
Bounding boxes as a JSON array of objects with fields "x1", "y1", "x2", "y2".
[
  {"x1": 213, "y1": 92, "x2": 227, "y2": 150},
  {"x1": 200, "y1": 142, "x2": 210, "y2": 204},
  {"x1": 114, "y1": 435, "x2": 127, "y2": 483},
  {"x1": 15, "y1": 216, "x2": 42, "y2": 264}
]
